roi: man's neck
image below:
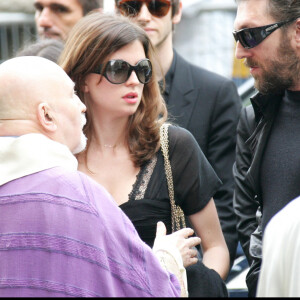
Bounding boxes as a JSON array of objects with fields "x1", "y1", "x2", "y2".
[
  {"x1": 0, "y1": 120, "x2": 41, "y2": 137},
  {"x1": 154, "y1": 33, "x2": 174, "y2": 81}
]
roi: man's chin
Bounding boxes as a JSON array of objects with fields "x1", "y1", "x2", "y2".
[
  {"x1": 72, "y1": 134, "x2": 87, "y2": 155},
  {"x1": 39, "y1": 32, "x2": 62, "y2": 40}
]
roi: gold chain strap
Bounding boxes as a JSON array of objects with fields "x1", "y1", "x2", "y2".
[{"x1": 160, "y1": 123, "x2": 186, "y2": 232}]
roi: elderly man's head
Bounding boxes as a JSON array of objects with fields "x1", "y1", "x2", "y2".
[
  {"x1": 34, "y1": 0, "x2": 103, "y2": 40},
  {"x1": 0, "y1": 56, "x2": 87, "y2": 154}
]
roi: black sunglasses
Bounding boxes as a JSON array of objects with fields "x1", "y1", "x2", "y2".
[
  {"x1": 233, "y1": 17, "x2": 298, "y2": 49},
  {"x1": 118, "y1": 0, "x2": 171, "y2": 18},
  {"x1": 93, "y1": 59, "x2": 152, "y2": 84}
]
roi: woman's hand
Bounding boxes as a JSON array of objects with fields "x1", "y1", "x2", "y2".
[{"x1": 153, "y1": 221, "x2": 201, "y2": 267}]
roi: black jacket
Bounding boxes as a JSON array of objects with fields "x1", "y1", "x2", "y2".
[
  {"x1": 233, "y1": 92, "x2": 283, "y2": 296},
  {"x1": 164, "y1": 51, "x2": 242, "y2": 267}
]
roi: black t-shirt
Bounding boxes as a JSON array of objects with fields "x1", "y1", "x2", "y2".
[
  {"x1": 261, "y1": 90, "x2": 300, "y2": 231},
  {"x1": 120, "y1": 125, "x2": 222, "y2": 247}
]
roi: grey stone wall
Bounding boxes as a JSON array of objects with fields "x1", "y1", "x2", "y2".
[{"x1": 0, "y1": 0, "x2": 35, "y2": 14}]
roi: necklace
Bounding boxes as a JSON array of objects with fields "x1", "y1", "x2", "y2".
[{"x1": 104, "y1": 144, "x2": 115, "y2": 148}]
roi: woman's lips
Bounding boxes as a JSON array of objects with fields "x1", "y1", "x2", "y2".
[{"x1": 123, "y1": 92, "x2": 138, "y2": 104}]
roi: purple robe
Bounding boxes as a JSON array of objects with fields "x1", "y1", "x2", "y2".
[{"x1": 0, "y1": 167, "x2": 180, "y2": 297}]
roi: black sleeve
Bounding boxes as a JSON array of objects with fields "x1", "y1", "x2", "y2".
[
  {"x1": 233, "y1": 105, "x2": 260, "y2": 264},
  {"x1": 168, "y1": 125, "x2": 222, "y2": 216}
]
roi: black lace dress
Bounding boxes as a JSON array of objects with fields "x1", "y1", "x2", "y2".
[{"x1": 119, "y1": 125, "x2": 228, "y2": 297}]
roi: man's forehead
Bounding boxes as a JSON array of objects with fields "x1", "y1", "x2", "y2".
[
  {"x1": 34, "y1": 0, "x2": 81, "y2": 8},
  {"x1": 234, "y1": 0, "x2": 271, "y2": 29}
]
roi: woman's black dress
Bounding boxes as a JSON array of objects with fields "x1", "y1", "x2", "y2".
[{"x1": 120, "y1": 125, "x2": 228, "y2": 297}]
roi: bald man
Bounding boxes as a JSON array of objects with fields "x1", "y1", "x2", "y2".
[
  {"x1": 0, "y1": 56, "x2": 87, "y2": 156},
  {"x1": 0, "y1": 56, "x2": 197, "y2": 297}
]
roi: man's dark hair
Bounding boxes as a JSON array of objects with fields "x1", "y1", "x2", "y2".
[
  {"x1": 79, "y1": 0, "x2": 103, "y2": 15},
  {"x1": 267, "y1": 0, "x2": 300, "y2": 24},
  {"x1": 171, "y1": 0, "x2": 180, "y2": 17},
  {"x1": 236, "y1": 0, "x2": 300, "y2": 24}
]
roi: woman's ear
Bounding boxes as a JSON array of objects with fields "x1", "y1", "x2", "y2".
[
  {"x1": 82, "y1": 81, "x2": 90, "y2": 93},
  {"x1": 37, "y1": 103, "x2": 57, "y2": 132}
]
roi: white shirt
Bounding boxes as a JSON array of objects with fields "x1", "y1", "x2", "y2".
[
  {"x1": 0, "y1": 134, "x2": 77, "y2": 186},
  {"x1": 257, "y1": 196, "x2": 300, "y2": 296}
]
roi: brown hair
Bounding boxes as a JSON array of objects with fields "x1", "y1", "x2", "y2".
[
  {"x1": 59, "y1": 12, "x2": 167, "y2": 167},
  {"x1": 115, "y1": 0, "x2": 180, "y2": 17}
]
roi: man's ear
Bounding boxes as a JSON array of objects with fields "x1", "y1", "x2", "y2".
[
  {"x1": 295, "y1": 18, "x2": 300, "y2": 49},
  {"x1": 37, "y1": 103, "x2": 57, "y2": 132},
  {"x1": 172, "y1": 1, "x2": 182, "y2": 25}
]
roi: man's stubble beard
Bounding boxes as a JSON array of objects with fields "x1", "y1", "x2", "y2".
[{"x1": 247, "y1": 33, "x2": 300, "y2": 95}]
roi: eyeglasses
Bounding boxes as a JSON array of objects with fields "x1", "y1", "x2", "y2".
[
  {"x1": 233, "y1": 17, "x2": 298, "y2": 49},
  {"x1": 93, "y1": 59, "x2": 152, "y2": 84},
  {"x1": 117, "y1": 0, "x2": 171, "y2": 18}
]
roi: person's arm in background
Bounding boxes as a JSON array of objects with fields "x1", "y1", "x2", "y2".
[{"x1": 207, "y1": 79, "x2": 242, "y2": 267}]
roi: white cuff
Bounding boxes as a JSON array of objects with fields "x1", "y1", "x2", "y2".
[{"x1": 153, "y1": 240, "x2": 188, "y2": 297}]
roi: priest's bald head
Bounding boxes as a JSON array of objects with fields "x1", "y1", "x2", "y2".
[{"x1": 0, "y1": 56, "x2": 87, "y2": 154}]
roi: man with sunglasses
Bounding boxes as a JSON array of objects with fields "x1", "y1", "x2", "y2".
[
  {"x1": 232, "y1": 0, "x2": 300, "y2": 296},
  {"x1": 115, "y1": 0, "x2": 242, "y2": 283},
  {"x1": 34, "y1": 0, "x2": 103, "y2": 40}
]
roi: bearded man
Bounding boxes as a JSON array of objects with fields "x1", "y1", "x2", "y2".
[{"x1": 232, "y1": 0, "x2": 300, "y2": 296}]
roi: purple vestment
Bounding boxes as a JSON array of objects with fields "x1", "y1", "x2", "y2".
[{"x1": 0, "y1": 135, "x2": 181, "y2": 297}]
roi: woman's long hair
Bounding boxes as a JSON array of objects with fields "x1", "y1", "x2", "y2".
[{"x1": 59, "y1": 12, "x2": 167, "y2": 167}]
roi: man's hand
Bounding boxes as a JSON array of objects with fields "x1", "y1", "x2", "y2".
[{"x1": 154, "y1": 221, "x2": 201, "y2": 267}]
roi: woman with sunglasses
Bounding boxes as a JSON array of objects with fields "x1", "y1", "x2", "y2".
[
  {"x1": 59, "y1": 12, "x2": 230, "y2": 297},
  {"x1": 115, "y1": 0, "x2": 242, "y2": 275}
]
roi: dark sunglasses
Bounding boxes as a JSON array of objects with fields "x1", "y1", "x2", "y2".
[
  {"x1": 233, "y1": 17, "x2": 298, "y2": 49},
  {"x1": 118, "y1": 0, "x2": 171, "y2": 18},
  {"x1": 93, "y1": 58, "x2": 152, "y2": 84}
]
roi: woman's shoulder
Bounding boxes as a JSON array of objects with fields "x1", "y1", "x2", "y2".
[
  {"x1": 166, "y1": 123, "x2": 199, "y2": 151},
  {"x1": 167, "y1": 123, "x2": 195, "y2": 140}
]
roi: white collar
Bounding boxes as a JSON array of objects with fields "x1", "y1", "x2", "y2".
[{"x1": 0, "y1": 133, "x2": 78, "y2": 186}]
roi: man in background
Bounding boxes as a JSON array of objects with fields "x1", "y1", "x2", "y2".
[
  {"x1": 34, "y1": 0, "x2": 103, "y2": 40},
  {"x1": 115, "y1": 0, "x2": 242, "y2": 270}
]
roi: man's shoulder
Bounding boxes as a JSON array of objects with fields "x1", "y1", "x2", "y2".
[
  {"x1": 238, "y1": 105, "x2": 257, "y2": 136},
  {"x1": 2, "y1": 166, "x2": 110, "y2": 205},
  {"x1": 167, "y1": 124, "x2": 199, "y2": 153}
]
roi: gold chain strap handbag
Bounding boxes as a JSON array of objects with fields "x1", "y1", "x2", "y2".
[{"x1": 160, "y1": 123, "x2": 186, "y2": 232}]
